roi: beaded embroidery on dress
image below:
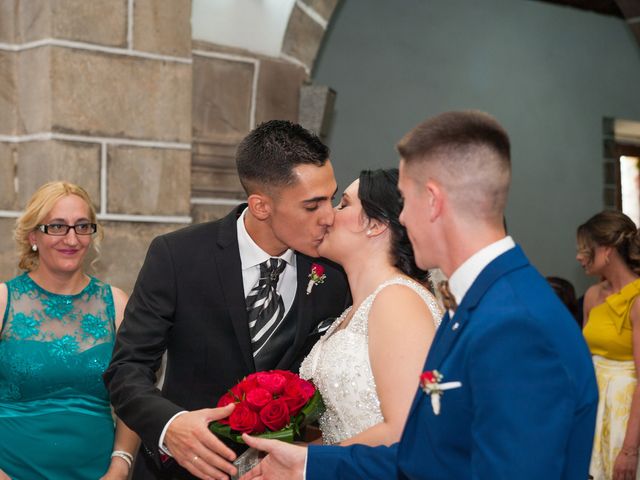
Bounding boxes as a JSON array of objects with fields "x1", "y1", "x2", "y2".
[{"x1": 300, "y1": 277, "x2": 442, "y2": 445}]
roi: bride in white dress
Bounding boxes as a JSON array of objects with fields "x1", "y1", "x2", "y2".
[{"x1": 300, "y1": 168, "x2": 442, "y2": 446}]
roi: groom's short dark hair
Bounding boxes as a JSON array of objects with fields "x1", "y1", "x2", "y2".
[{"x1": 236, "y1": 120, "x2": 329, "y2": 195}]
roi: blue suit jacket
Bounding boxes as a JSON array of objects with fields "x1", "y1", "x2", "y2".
[{"x1": 307, "y1": 245, "x2": 598, "y2": 479}]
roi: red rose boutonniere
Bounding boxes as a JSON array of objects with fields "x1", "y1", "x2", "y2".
[
  {"x1": 419, "y1": 370, "x2": 462, "y2": 415},
  {"x1": 306, "y1": 263, "x2": 326, "y2": 295}
]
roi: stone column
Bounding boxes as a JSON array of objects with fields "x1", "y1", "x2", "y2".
[{"x1": 0, "y1": 0, "x2": 192, "y2": 292}]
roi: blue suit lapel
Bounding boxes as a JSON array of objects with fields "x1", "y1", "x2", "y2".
[
  {"x1": 426, "y1": 245, "x2": 529, "y2": 369},
  {"x1": 405, "y1": 245, "x2": 530, "y2": 421}
]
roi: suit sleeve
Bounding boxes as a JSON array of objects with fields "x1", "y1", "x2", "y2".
[
  {"x1": 306, "y1": 443, "x2": 399, "y2": 480},
  {"x1": 468, "y1": 311, "x2": 576, "y2": 479},
  {"x1": 103, "y1": 235, "x2": 182, "y2": 457}
]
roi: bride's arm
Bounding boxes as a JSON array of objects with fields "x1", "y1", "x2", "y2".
[{"x1": 340, "y1": 285, "x2": 436, "y2": 447}]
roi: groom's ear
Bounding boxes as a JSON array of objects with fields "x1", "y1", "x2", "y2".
[
  {"x1": 247, "y1": 192, "x2": 272, "y2": 220},
  {"x1": 425, "y1": 180, "x2": 444, "y2": 222}
]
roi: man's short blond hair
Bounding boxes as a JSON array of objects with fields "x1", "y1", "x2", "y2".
[{"x1": 396, "y1": 110, "x2": 511, "y2": 223}]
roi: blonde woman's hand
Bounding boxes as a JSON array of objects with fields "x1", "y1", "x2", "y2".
[
  {"x1": 0, "y1": 469, "x2": 12, "y2": 480},
  {"x1": 99, "y1": 457, "x2": 130, "y2": 480}
]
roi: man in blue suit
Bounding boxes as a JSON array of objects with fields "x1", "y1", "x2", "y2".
[{"x1": 240, "y1": 110, "x2": 598, "y2": 479}]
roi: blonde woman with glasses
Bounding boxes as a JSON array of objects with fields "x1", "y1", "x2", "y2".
[{"x1": 0, "y1": 181, "x2": 138, "y2": 480}]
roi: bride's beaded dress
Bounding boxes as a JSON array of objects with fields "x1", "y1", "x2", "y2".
[{"x1": 300, "y1": 277, "x2": 442, "y2": 444}]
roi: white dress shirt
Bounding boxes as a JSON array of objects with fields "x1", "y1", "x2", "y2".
[
  {"x1": 447, "y1": 236, "x2": 515, "y2": 316},
  {"x1": 159, "y1": 207, "x2": 298, "y2": 455},
  {"x1": 237, "y1": 208, "x2": 297, "y2": 313}
]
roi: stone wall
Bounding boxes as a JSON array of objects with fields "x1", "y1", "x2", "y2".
[
  {"x1": 189, "y1": 41, "x2": 309, "y2": 222},
  {"x1": 0, "y1": 0, "x2": 341, "y2": 292},
  {"x1": 0, "y1": 0, "x2": 192, "y2": 292}
]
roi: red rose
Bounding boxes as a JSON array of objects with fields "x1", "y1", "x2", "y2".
[
  {"x1": 246, "y1": 387, "x2": 273, "y2": 412},
  {"x1": 229, "y1": 402, "x2": 265, "y2": 434},
  {"x1": 420, "y1": 371, "x2": 436, "y2": 385},
  {"x1": 311, "y1": 263, "x2": 325, "y2": 277},
  {"x1": 420, "y1": 372, "x2": 433, "y2": 384},
  {"x1": 217, "y1": 392, "x2": 236, "y2": 408},
  {"x1": 238, "y1": 376, "x2": 259, "y2": 395},
  {"x1": 272, "y1": 370, "x2": 297, "y2": 381},
  {"x1": 281, "y1": 378, "x2": 315, "y2": 416},
  {"x1": 420, "y1": 371, "x2": 441, "y2": 385},
  {"x1": 257, "y1": 372, "x2": 287, "y2": 395},
  {"x1": 297, "y1": 378, "x2": 316, "y2": 399},
  {"x1": 216, "y1": 396, "x2": 232, "y2": 424},
  {"x1": 259, "y1": 398, "x2": 291, "y2": 431},
  {"x1": 281, "y1": 393, "x2": 307, "y2": 416}
]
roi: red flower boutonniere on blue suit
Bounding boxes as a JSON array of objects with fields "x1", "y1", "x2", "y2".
[{"x1": 420, "y1": 370, "x2": 462, "y2": 415}]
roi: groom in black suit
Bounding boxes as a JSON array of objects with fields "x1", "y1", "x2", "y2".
[{"x1": 104, "y1": 120, "x2": 350, "y2": 480}]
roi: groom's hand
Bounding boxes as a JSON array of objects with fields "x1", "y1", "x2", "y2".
[
  {"x1": 165, "y1": 403, "x2": 237, "y2": 480},
  {"x1": 240, "y1": 433, "x2": 306, "y2": 480}
]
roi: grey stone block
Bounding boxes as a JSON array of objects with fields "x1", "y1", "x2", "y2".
[
  {"x1": 107, "y1": 145, "x2": 191, "y2": 216},
  {"x1": 134, "y1": 0, "x2": 191, "y2": 56},
  {"x1": 255, "y1": 58, "x2": 306, "y2": 125}
]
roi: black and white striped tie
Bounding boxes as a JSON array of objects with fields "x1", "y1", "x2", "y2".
[{"x1": 247, "y1": 258, "x2": 287, "y2": 359}]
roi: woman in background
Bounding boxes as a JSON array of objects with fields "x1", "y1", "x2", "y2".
[
  {"x1": 577, "y1": 210, "x2": 640, "y2": 480},
  {"x1": 0, "y1": 181, "x2": 138, "y2": 480}
]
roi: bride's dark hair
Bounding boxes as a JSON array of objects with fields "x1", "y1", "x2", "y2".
[{"x1": 358, "y1": 168, "x2": 430, "y2": 284}]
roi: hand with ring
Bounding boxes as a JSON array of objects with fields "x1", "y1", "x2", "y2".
[{"x1": 164, "y1": 404, "x2": 237, "y2": 479}]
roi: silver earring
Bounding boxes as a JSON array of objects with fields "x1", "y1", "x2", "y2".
[
  {"x1": 31, "y1": 244, "x2": 38, "y2": 252},
  {"x1": 366, "y1": 229, "x2": 372, "y2": 236}
]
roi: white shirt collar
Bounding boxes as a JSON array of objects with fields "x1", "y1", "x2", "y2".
[
  {"x1": 236, "y1": 208, "x2": 295, "y2": 270},
  {"x1": 448, "y1": 236, "x2": 515, "y2": 309}
]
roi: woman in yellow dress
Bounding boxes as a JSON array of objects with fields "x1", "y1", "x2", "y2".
[{"x1": 578, "y1": 210, "x2": 640, "y2": 480}]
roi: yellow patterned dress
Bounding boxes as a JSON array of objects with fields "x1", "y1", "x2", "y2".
[{"x1": 584, "y1": 278, "x2": 640, "y2": 479}]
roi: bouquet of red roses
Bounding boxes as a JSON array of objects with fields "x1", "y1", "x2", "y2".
[{"x1": 209, "y1": 369, "x2": 323, "y2": 443}]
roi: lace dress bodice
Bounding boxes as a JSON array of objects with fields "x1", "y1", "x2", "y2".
[
  {"x1": 0, "y1": 273, "x2": 116, "y2": 404},
  {"x1": 300, "y1": 277, "x2": 442, "y2": 444},
  {"x1": 0, "y1": 273, "x2": 117, "y2": 479}
]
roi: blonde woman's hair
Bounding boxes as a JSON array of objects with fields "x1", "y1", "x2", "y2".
[{"x1": 14, "y1": 181, "x2": 102, "y2": 272}]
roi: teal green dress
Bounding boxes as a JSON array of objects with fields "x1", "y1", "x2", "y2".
[{"x1": 0, "y1": 273, "x2": 116, "y2": 480}]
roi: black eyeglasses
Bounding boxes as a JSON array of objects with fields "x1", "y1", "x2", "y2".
[{"x1": 37, "y1": 223, "x2": 98, "y2": 236}]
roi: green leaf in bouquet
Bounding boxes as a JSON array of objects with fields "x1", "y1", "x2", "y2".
[
  {"x1": 300, "y1": 390, "x2": 324, "y2": 425},
  {"x1": 209, "y1": 421, "x2": 296, "y2": 444}
]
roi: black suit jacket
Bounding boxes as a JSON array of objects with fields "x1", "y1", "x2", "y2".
[{"x1": 103, "y1": 205, "x2": 350, "y2": 479}]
